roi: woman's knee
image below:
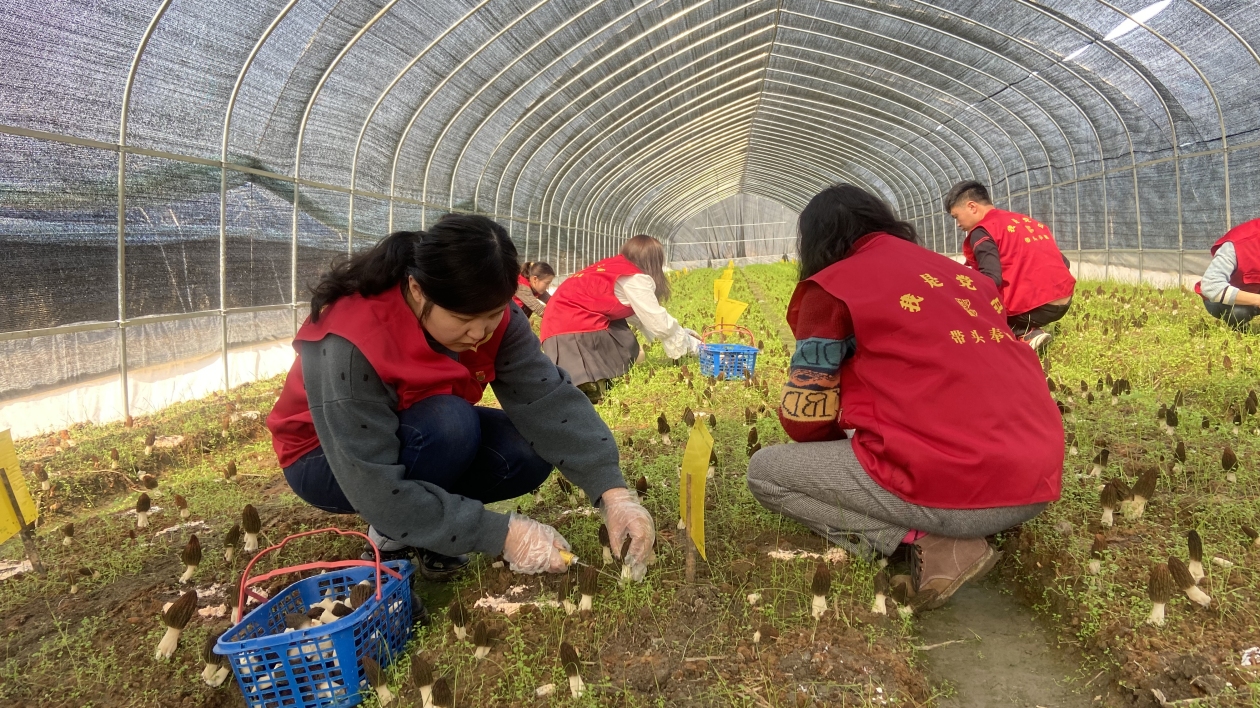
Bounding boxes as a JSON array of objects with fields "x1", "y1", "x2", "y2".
[
  {"x1": 745, "y1": 446, "x2": 787, "y2": 506},
  {"x1": 397, "y1": 395, "x2": 481, "y2": 464}
]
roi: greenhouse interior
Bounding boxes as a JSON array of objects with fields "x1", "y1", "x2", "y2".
[{"x1": 2, "y1": 1, "x2": 1259, "y2": 706}]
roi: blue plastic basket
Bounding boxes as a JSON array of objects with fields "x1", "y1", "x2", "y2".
[
  {"x1": 698, "y1": 324, "x2": 760, "y2": 380},
  {"x1": 215, "y1": 528, "x2": 414, "y2": 708}
]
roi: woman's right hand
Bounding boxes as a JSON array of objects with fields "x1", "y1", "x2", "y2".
[{"x1": 502, "y1": 513, "x2": 572, "y2": 574}]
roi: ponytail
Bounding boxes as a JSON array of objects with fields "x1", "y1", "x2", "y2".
[
  {"x1": 308, "y1": 214, "x2": 520, "y2": 322},
  {"x1": 522, "y1": 261, "x2": 556, "y2": 278}
]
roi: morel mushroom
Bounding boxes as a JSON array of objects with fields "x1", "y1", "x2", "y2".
[
  {"x1": 598, "y1": 524, "x2": 613, "y2": 565},
  {"x1": 223, "y1": 523, "x2": 240, "y2": 562},
  {"x1": 558, "y1": 570, "x2": 576, "y2": 615},
  {"x1": 472, "y1": 621, "x2": 491, "y2": 660},
  {"x1": 141, "y1": 474, "x2": 158, "y2": 490},
  {"x1": 241, "y1": 504, "x2": 261, "y2": 552},
  {"x1": 34, "y1": 462, "x2": 49, "y2": 492},
  {"x1": 1125, "y1": 467, "x2": 1158, "y2": 520},
  {"x1": 560, "y1": 642, "x2": 584, "y2": 698},
  {"x1": 1100, "y1": 482, "x2": 1119, "y2": 528},
  {"x1": 224, "y1": 460, "x2": 237, "y2": 482},
  {"x1": 810, "y1": 562, "x2": 831, "y2": 620},
  {"x1": 1168, "y1": 556, "x2": 1211, "y2": 608},
  {"x1": 1090, "y1": 449, "x2": 1109, "y2": 477},
  {"x1": 362, "y1": 656, "x2": 394, "y2": 706},
  {"x1": 174, "y1": 494, "x2": 189, "y2": 520},
  {"x1": 1188, "y1": 530, "x2": 1204, "y2": 583},
  {"x1": 1089, "y1": 534, "x2": 1107, "y2": 574},
  {"x1": 201, "y1": 629, "x2": 230, "y2": 687},
  {"x1": 657, "y1": 414, "x2": 671, "y2": 445},
  {"x1": 411, "y1": 655, "x2": 434, "y2": 705},
  {"x1": 136, "y1": 493, "x2": 152, "y2": 529},
  {"x1": 155, "y1": 590, "x2": 197, "y2": 660},
  {"x1": 110, "y1": 447, "x2": 120, "y2": 470},
  {"x1": 1147, "y1": 563, "x2": 1173, "y2": 627},
  {"x1": 179, "y1": 535, "x2": 202, "y2": 583},
  {"x1": 431, "y1": 677, "x2": 453, "y2": 708},
  {"x1": 61, "y1": 523, "x2": 74, "y2": 547},
  {"x1": 448, "y1": 599, "x2": 469, "y2": 641},
  {"x1": 871, "y1": 570, "x2": 888, "y2": 615},
  {"x1": 144, "y1": 430, "x2": 156, "y2": 456},
  {"x1": 578, "y1": 565, "x2": 598, "y2": 613},
  {"x1": 635, "y1": 475, "x2": 649, "y2": 501},
  {"x1": 348, "y1": 580, "x2": 374, "y2": 610}
]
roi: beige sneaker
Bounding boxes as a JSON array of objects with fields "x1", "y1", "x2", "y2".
[{"x1": 909, "y1": 534, "x2": 1002, "y2": 611}]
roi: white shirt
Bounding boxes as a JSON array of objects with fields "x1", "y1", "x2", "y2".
[{"x1": 613, "y1": 274, "x2": 700, "y2": 359}]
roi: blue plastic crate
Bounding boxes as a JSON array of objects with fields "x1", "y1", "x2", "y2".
[
  {"x1": 215, "y1": 560, "x2": 414, "y2": 708},
  {"x1": 699, "y1": 342, "x2": 760, "y2": 380}
]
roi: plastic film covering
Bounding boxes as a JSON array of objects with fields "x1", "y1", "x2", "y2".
[{"x1": 0, "y1": 0, "x2": 1257, "y2": 427}]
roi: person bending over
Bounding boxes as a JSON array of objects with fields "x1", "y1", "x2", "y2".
[
  {"x1": 1196, "y1": 217, "x2": 1260, "y2": 330},
  {"x1": 945, "y1": 181, "x2": 1075, "y2": 352},
  {"x1": 747, "y1": 184, "x2": 1064, "y2": 611},
  {"x1": 266, "y1": 215, "x2": 655, "y2": 582},
  {"x1": 514, "y1": 261, "x2": 555, "y2": 318},
  {"x1": 540, "y1": 235, "x2": 700, "y2": 403}
]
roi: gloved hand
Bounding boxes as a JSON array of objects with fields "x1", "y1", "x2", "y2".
[
  {"x1": 600, "y1": 487, "x2": 656, "y2": 581},
  {"x1": 502, "y1": 513, "x2": 571, "y2": 574},
  {"x1": 685, "y1": 332, "x2": 703, "y2": 356}
]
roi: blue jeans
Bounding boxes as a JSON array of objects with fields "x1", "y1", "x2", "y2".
[
  {"x1": 283, "y1": 395, "x2": 554, "y2": 515},
  {"x1": 1203, "y1": 299, "x2": 1258, "y2": 330}
]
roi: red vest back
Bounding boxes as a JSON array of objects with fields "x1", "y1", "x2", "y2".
[
  {"x1": 1195, "y1": 218, "x2": 1260, "y2": 296},
  {"x1": 805, "y1": 233, "x2": 1063, "y2": 509},
  {"x1": 512, "y1": 275, "x2": 532, "y2": 311},
  {"x1": 266, "y1": 287, "x2": 508, "y2": 467},
  {"x1": 539, "y1": 255, "x2": 642, "y2": 341},
  {"x1": 963, "y1": 208, "x2": 1075, "y2": 317}
]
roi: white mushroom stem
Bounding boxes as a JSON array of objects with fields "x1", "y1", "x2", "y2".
[
  {"x1": 155, "y1": 627, "x2": 182, "y2": 660},
  {"x1": 1088, "y1": 560, "x2": 1102, "y2": 575},
  {"x1": 897, "y1": 605, "x2": 914, "y2": 619},
  {"x1": 1211, "y1": 557, "x2": 1234, "y2": 569},
  {"x1": 145, "y1": 445, "x2": 154, "y2": 456},
  {"x1": 1183, "y1": 585, "x2": 1211, "y2": 608},
  {"x1": 69, "y1": 582, "x2": 80, "y2": 594},
  {"x1": 620, "y1": 564, "x2": 633, "y2": 583},
  {"x1": 63, "y1": 536, "x2": 72, "y2": 547},
  {"x1": 661, "y1": 434, "x2": 671, "y2": 446},
  {"x1": 1101, "y1": 508, "x2": 1114, "y2": 528},
  {"x1": 568, "y1": 674, "x2": 585, "y2": 698},
  {"x1": 1188, "y1": 560, "x2": 1204, "y2": 583},
  {"x1": 706, "y1": 464, "x2": 715, "y2": 479},
  {"x1": 243, "y1": 532, "x2": 258, "y2": 553},
  {"x1": 811, "y1": 594, "x2": 827, "y2": 620},
  {"x1": 373, "y1": 685, "x2": 395, "y2": 706},
  {"x1": 453, "y1": 626, "x2": 467, "y2": 641},
  {"x1": 562, "y1": 599, "x2": 576, "y2": 615},
  {"x1": 1089, "y1": 464, "x2": 1102, "y2": 477},
  {"x1": 180, "y1": 508, "x2": 190, "y2": 520},
  {"x1": 1069, "y1": 445, "x2": 1078, "y2": 456},
  {"x1": 41, "y1": 481, "x2": 51, "y2": 492},
  {"x1": 136, "y1": 511, "x2": 149, "y2": 529},
  {"x1": 232, "y1": 606, "x2": 242, "y2": 624},
  {"x1": 1124, "y1": 497, "x2": 1147, "y2": 520},
  {"x1": 752, "y1": 629, "x2": 762, "y2": 644},
  {"x1": 202, "y1": 662, "x2": 230, "y2": 687},
  {"x1": 870, "y1": 593, "x2": 887, "y2": 616},
  {"x1": 1147, "y1": 602, "x2": 1166, "y2": 626},
  {"x1": 579, "y1": 593, "x2": 593, "y2": 613},
  {"x1": 180, "y1": 564, "x2": 197, "y2": 583},
  {"x1": 224, "y1": 547, "x2": 234, "y2": 563},
  {"x1": 474, "y1": 645, "x2": 490, "y2": 660},
  {"x1": 602, "y1": 547, "x2": 613, "y2": 565},
  {"x1": 419, "y1": 685, "x2": 433, "y2": 706}
]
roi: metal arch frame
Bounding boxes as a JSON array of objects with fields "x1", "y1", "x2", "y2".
[
  {"x1": 470, "y1": 2, "x2": 775, "y2": 221},
  {"x1": 385, "y1": 0, "x2": 558, "y2": 229}
]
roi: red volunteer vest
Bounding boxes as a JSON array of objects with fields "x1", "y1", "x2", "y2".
[
  {"x1": 963, "y1": 208, "x2": 1075, "y2": 317},
  {"x1": 539, "y1": 255, "x2": 642, "y2": 342},
  {"x1": 266, "y1": 286, "x2": 508, "y2": 468},
  {"x1": 512, "y1": 274, "x2": 532, "y2": 311},
  {"x1": 1195, "y1": 218, "x2": 1260, "y2": 297},
  {"x1": 805, "y1": 233, "x2": 1063, "y2": 509}
]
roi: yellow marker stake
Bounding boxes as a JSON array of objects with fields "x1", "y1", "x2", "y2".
[
  {"x1": 715, "y1": 297, "x2": 748, "y2": 327},
  {"x1": 679, "y1": 419, "x2": 714, "y2": 563},
  {"x1": 713, "y1": 277, "x2": 733, "y2": 303},
  {"x1": 0, "y1": 429, "x2": 44, "y2": 576}
]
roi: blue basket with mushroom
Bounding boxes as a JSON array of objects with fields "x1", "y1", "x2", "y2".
[
  {"x1": 698, "y1": 324, "x2": 760, "y2": 380},
  {"x1": 215, "y1": 528, "x2": 415, "y2": 708}
]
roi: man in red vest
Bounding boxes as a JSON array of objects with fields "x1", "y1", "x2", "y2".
[
  {"x1": 1195, "y1": 218, "x2": 1260, "y2": 330},
  {"x1": 945, "y1": 181, "x2": 1076, "y2": 353}
]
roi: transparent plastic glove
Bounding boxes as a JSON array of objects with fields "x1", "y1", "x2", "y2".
[
  {"x1": 600, "y1": 487, "x2": 656, "y2": 581},
  {"x1": 502, "y1": 513, "x2": 571, "y2": 575}
]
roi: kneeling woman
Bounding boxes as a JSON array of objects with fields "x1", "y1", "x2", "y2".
[
  {"x1": 747, "y1": 185, "x2": 1063, "y2": 611},
  {"x1": 540, "y1": 235, "x2": 700, "y2": 402},
  {"x1": 514, "y1": 261, "x2": 555, "y2": 318},
  {"x1": 266, "y1": 215, "x2": 655, "y2": 581}
]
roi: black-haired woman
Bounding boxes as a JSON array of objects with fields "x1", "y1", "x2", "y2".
[
  {"x1": 746, "y1": 185, "x2": 1062, "y2": 611},
  {"x1": 540, "y1": 235, "x2": 700, "y2": 403},
  {"x1": 514, "y1": 261, "x2": 555, "y2": 318},
  {"x1": 266, "y1": 214, "x2": 655, "y2": 581}
]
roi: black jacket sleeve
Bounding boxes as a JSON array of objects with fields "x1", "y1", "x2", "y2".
[{"x1": 969, "y1": 227, "x2": 1003, "y2": 288}]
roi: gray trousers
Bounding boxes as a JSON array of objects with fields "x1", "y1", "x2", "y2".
[{"x1": 746, "y1": 439, "x2": 1047, "y2": 558}]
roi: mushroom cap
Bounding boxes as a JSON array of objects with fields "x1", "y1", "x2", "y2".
[
  {"x1": 635, "y1": 475, "x2": 649, "y2": 495},
  {"x1": 558, "y1": 571, "x2": 572, "y2": 598},
  {"x1": 1093, "y1": 449, "x2": 1110, "y2": 465},
  {"x1": 145, "y1": 431, "x2": 156, "y2": 446},
  {"x1": 1222, "y1": 446, "x2": 1238, "y2": 472},
  {"x1": 682, "y1": 407, "x2": 695, "y2": 426},
  {"x1": 598, "y1": 524, "x2": 610, "y2": 548},
  {"x1": 472, "y1": 620, "x2": 489, "y2": 647},
  {"x1": 873, "y1": 569, "x2": 889, "y2": 594},
  {"x1": 202, "y1": 629, "x2": 226, "y2": 664},
  {"x1": 579, "y1": 565, "x2": 599, "y2": 596},
  {"x1": 136, "y1": 493, "x2": 151, "y2": 513},
  {"x1": 559, "y1": 642, "x2": 580, "y2": 674},
  {"x1": 284, "y1": 613, "x2": 309, "y2": 630},
  {"x1": 181, "y1": 535, "x2": 202, "y2": 566},
  {"x1": 1165, "y1": 409, "x2": 1179, "y2": 427},
  {"x1": 163, "y1": 590, "x2": 198, "y2": 629},
  {"x1": 758, "y1": 623, "x2": 779, "y2": 640},
  {"x1": 747, "y1": 427, "x2": 758, "y2": 444},
  {"x1": 1187, "y1": 529, "x2": 1203, "y2": 563},
  {"x1": 1175, "y1": 441, "x2": 1186, "y2": 463},
  {"x1": 224, "y1": 523, "x2": 241, "y2": 548},
  {"x1": 241, "y1": 504, "x2": 261, "y2": 534},
  {"x1": 1147, "y1": 564, "x2": 1174, "y2": 603},
  {"x1": 62, "y1": 523, "x2": 74, "y2": 538},
  {"x1": 1110, "y1": 478, "x2": 1132, "y2": 500},
  {"x1": 709, "y1": 448, "x2": 718, "y2": 465},
  {"x1": 618, "y1": 536, "x2": 632, "y2": 563},
  {"x1": 141, "y1": 474, "x2": 158, "y2": 489},
  {"x1": 331, "y1": 602, "x2": 352, "y2": 618},
  {"x1": 1244, "y1": 524, "x2": 1259, "y2": 542},
  {"x1": 34, "y1": 463, "x2": 47, "y2": 481},
  {"x1": 362, "y1": 656, "x2": 385, "y2": 687},
  {"x1": 410, "y1": 654, "x2": 433, "y2": 686},
  {"x1": 556, "y1": 476, "x2": 572, "y2": 494},
  {"x1": 226, "y1": 461, "x2": 238, "y2": 477},
  {"x1": 350, "y1": 582, "x2": 374, "y2": 609},
  {"x1": 1090, "y1": 534, "x2": 1108, "y2": 559},
  {"x1": 174, "y1": 494, "x2": 187, "y2": 510},
  {"x1": 1100, "y1": 483, "x2": 1118, "y2": 508},
  {"x1": 810, "y1": 561, "x2": 831, "y2": 596},
  {"x1": 1132, "y1": 467, "x2": 1158, "y2": 499},
  {"x1": 657, "y1": 414, "x2": 669, "y2": 434},
  {"x1": 447, "y1": 599, "x2": 468, "y2": 627},
  {"x1": 431, "y1": 677, "x2": 453, "y2": 707},
  {"x1": 1167, "y1": 556, "x2": 1196, "y2": 591}
]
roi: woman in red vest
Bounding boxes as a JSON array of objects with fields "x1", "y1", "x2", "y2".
[
  {"x1": 540, "y1": 235, "x2": 700, "y2": 403},
  {"x1": 1196, "y1": 217, "x2": 1260, "y2": 330},
  {"x1": 747, "y1": 185, "x2": 1063, "y2": 611},
  {"x1": 265, "y1": 215, "x2": 655, "y2": 582},
  {"x1": 945, "y1": 181, "x2": 1076, "y2": 353},
  {"x1": 513, "y1": 261, "x2": 555, "y2": 318}
]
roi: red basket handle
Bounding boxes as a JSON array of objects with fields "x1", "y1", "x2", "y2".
[
  {"x1": 236, "y1": 527, "x2": 404, "y2": 614},
  {"x1": 700, "y1": 324, "x2": 756, "y2": 347}
]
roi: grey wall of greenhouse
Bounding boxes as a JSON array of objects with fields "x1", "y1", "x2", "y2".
[{"x1": 1, "y1": 0, "x2": 1258, "y2": 412}]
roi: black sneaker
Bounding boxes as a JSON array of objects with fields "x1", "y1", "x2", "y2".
[
  {"x1": 417, "y1": 549, "x2": 470, "y2": 582},
  {"x1": 360, "y1": 543, "x2": 415, "y2": 564}
]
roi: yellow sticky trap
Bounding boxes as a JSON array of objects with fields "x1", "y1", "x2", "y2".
[
  {"x1": 679, "y1": 419, "x2": 713, "y2": 560},
  {"x1": 0, "y1": 430, "x2": 37, "y2": 544},
  {"x1": 715, "y1": 297, "x2": 748, "y2": 327},
  {"x1": 713, "y1": 278, "x2": 734, "y2": 303}
]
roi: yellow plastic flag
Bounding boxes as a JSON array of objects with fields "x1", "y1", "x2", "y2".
[
  {"x1": 721, "y1": 267, "x2": 734, "y2": 281},
  {"x1": 0, "y1": 430, "x2": 38, "y2": 545},
  {"x1": 679, "y1": 419, "x2": 713, "y2": 560},
  {"x1": 715, "y1": 297, "x2": 748, "y2": 327},
  {"x1": 713, "y1": 278, "x2": 734, "y2": 303}
]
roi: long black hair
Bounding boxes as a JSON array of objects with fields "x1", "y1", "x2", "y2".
[
  {"x1": 796, "y1": 184, "x2": 919, "y2": 281},
  {"x1": 621, "y1": 234, "x2": 670, "y2": 301},
  {"x1": 308, "y1": 213, "x2": 519, "y2": 321}
]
